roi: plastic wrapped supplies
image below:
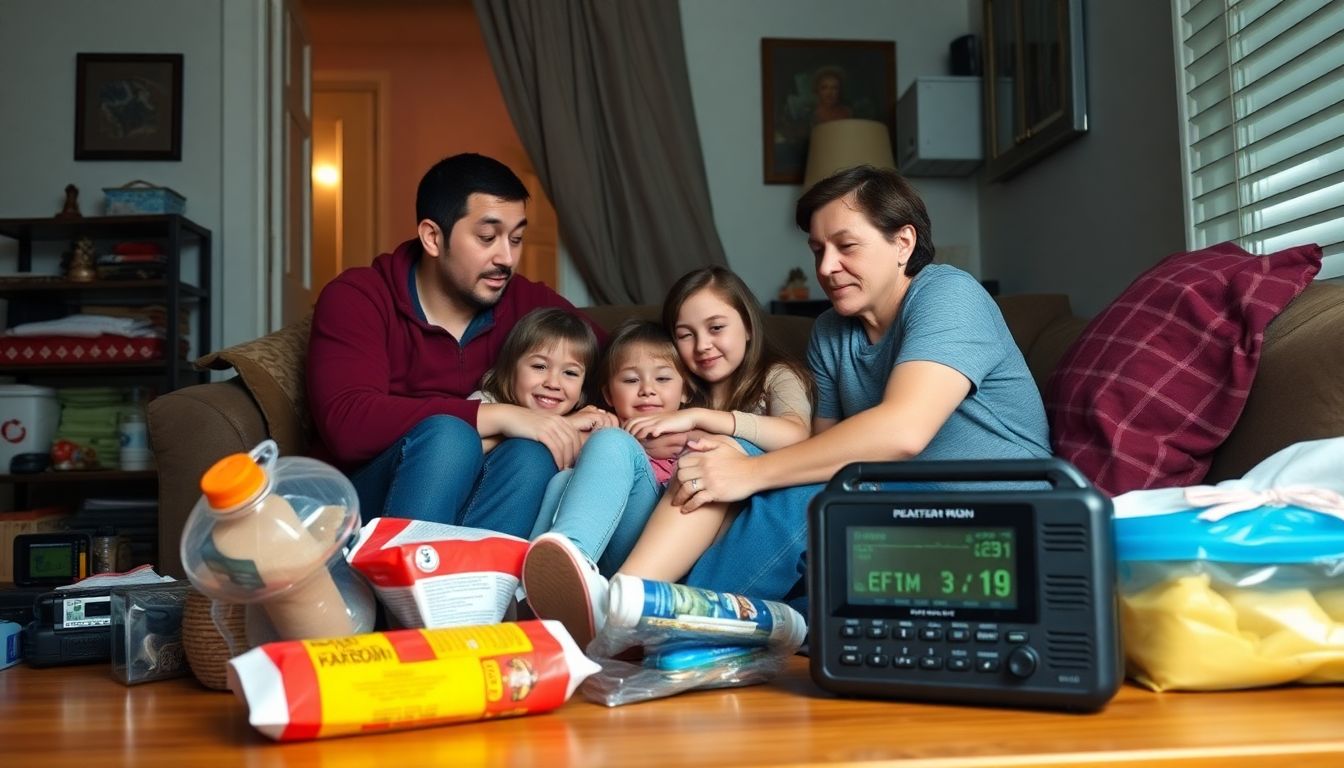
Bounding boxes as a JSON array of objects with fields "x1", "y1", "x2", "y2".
[{"x1": 1114, "y1": 437, "x2": 1344, "y2": 691}]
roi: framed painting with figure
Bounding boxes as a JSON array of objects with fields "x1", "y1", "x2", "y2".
[
  {"x1": 761, "y1": 38, "x2": 895, "y2": 185},
  {"x1": 75, "y1": 53, "x2": 183, "y2": 161}
]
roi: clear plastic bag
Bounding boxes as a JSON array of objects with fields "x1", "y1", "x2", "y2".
[
  {"x1": 1114, "y1": 438, "x2": 1344, "y2": 691},
  {"x1": 580, "y1": 575, "x2": 806, "y2": 706}
]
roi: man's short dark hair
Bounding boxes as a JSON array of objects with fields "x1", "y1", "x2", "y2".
[
  {"x1": 794, "y1": 165, "x2": 935, "y2": 276},
  {"x1": 415, "y1": 153, "x2": 530, "y2": 233}
]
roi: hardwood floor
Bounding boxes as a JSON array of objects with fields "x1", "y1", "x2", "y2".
[{"x1": 3, "y1": 656, "x2": 1343, "y2": 767}]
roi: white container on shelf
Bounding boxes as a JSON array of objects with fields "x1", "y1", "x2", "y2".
[
  {"x1": 896, "y1": 76, "x2": 984, "y2": 177},
  {"x1": 0, "y1": 385, "x2": 60, "y2": 471}
]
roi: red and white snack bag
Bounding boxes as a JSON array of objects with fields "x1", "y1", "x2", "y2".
[
  {"x1": 227, "y1": 620, "x2": 599, "y2": 741},
  {"x1": 346, "y1": 518, "x2": 527, "y2": 628}
]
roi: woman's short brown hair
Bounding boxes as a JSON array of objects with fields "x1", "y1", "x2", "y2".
[{"x1": 794, "y1": 165, "x2": 935, "y2": 276}]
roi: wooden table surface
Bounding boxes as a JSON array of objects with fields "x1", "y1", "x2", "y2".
[{"x1": 3, "y1": 657, "x2": 1343, "y2": 767}]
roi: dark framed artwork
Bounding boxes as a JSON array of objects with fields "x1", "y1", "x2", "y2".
[
  {"x1": 761, "y1": 38, "x2": 895, "y2": 185},
  {"x1": 75, "y1": 53, "x2": 183, "y2": 161}
]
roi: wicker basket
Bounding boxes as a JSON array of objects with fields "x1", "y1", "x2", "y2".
[{"x1": 181, "y1": 591, "x2": 248, "y2": 691}]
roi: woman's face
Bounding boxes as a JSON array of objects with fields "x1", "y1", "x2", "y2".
[
  {"x1": 603, "y1": 344, "x2": 687, "y2": 422},
  {"x1": 510, "y1": 340, "x2": 585, "y2": 414},
  {"x1": 816, "y1": 74, "x2": 841, "y2": 107},
  {"x1": 807, "y1": 193, "x2": 912, "y2": 335},
  {"x1": 673, "y1": 288, "x2": 750, "y2": 389}
]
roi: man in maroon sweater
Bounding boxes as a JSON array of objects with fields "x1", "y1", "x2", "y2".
[{"x1": 307, "y1": 153, "x2": 600, "y2": 537}]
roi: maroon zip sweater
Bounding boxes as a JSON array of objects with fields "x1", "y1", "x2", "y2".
[{"x1": 306, "y1": 239, "x2": 598, "y2": 470}]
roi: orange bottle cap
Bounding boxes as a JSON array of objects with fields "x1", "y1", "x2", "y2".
[{"x1": 201, "y1": 452, "x2": 266, "y2": 510}]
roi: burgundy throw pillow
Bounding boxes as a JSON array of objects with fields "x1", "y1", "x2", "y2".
[{"x1": 1045, "y1": 242, "x2": 1321, "y2": 495}]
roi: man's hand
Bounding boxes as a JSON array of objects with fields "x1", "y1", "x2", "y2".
[{"x1": 672, "y1": 436, "x2": 758, "y2": 512}]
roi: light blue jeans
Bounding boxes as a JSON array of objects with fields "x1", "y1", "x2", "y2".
[
  {"x1": 531, "y1": 428, "x2": 660, "y2": 576},
  {"x1": 350, "y1": 414, "x2": 557, "y2": 539}
]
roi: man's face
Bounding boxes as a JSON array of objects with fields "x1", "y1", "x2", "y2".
[{"x1": 429, "y1": 192, "x2": 527, "y2": 311}]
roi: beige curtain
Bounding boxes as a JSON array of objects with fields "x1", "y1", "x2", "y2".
[{"x1": 474, "y1": 0, "x2": 728, "y2": 304}]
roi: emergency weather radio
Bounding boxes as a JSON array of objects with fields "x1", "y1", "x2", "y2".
[{"x1": 808, "y1": 459, "x2": 1119, "y2": 711}]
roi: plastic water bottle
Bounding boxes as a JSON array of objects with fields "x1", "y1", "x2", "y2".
[{"x1": 179, "y1": 440, "x2": 373, "y2": 644}]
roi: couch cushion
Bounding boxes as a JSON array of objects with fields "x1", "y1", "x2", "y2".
[
  {"x1": 1045, "y1": 242, "x2": 1321, "y2": 495},
  {"x1": 194, "y1": 314, "x2": 312, "y2": 454}
]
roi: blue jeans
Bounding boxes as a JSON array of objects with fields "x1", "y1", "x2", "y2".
[
  {"x1": 531, "y1": 428, "x2": 660, "y2": 576},
  {"x1": 350, "y1": 414, "x2": 557, "y2": 538},
  {"x1": 684, "y1": 440, "x2": 822, "y2": 613}
]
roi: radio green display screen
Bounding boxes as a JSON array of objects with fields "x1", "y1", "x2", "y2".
[
  {"x1": 30, "y1": 543, "x2": 74, "y2": 579},
  {"x1": 848, "y1": 526, "x2": 1018, "y2": 609}
]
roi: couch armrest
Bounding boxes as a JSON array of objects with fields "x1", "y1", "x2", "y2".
[{"x1": 148, "y1": 378, "x2": 270, "y2": 577}]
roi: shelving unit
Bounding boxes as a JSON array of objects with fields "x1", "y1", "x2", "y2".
[{"x1": 0, "y1": 214, "x2": 211, "y2": 507}]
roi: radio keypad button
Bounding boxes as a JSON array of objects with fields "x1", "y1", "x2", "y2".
[
  {"x1": 919, "y1": 627, "x2": 943, "y2": 641},
  {"x1": 976, "y1": 657, "x2": 1000, "y2": 673},
  {"x1": 894, "y1": 656, "x2": 916, "y2": 669},
  {"x1": 840, "y1": 652, "x2": 862, "y2": 666},
  {"x1": 1006, "y1": 630, "x2": 1029, "y2": 644},
  {"x1": 840, "y1": 625, "x2": 861, "y2": 638},
  {"x1": 947, "y1": 657, "x2": 970, "y2": 671},
  {"x1": 948, "y1": 628, "x2": 970, "y2": 642},
  {"x1": 866, "y1": 653, "x2": 890, "y2": 667},
  {"x1": 975, "y1": 630, "x2": 1000, "y2": 643},
  {"x1": 865, "y1": 626, "x2": 888, "y2": 639},
  {"x1": 918, "y1": 656, "x2": 944, "y2": 670},
  {"x1": 893, "y1": 626, "x2": 915, "y2": 641}
]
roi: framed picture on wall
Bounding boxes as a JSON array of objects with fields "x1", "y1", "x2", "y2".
[
  {"x1": 761, "y1": 38, "x2": 896, "y2": 185},
  {"x1": 75, "y1": 53, "x2": 183, "y2": 161}
]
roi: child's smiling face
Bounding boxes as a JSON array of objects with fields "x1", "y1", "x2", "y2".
[
  {"x1": 603, "y1": 343, "x2": 687, "y2": 422},
  {"x1": 510, "y1": 340, "x2": 585, "y2": 414}
]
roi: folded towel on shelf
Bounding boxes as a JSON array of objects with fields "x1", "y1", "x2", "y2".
[{"x1": 4, "y1": 314, "x2": 162, "y2": 338}]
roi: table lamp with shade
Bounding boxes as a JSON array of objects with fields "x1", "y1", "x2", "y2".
[{"x1": 801, "y1": 118, "x2": 896, "y2": 190}]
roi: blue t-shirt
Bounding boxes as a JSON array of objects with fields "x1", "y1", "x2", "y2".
[{"x1": 806, "y1": 264, "x2": 1050, "y2": 463}]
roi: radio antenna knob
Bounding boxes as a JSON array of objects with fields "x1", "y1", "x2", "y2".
[{"x1": 1006, "y1": 646, "x2": 1038, "y2": 679}]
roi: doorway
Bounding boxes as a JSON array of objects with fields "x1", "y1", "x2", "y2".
[{"x1": 307, "y1": 72, "x2": 390, "y2": 315}]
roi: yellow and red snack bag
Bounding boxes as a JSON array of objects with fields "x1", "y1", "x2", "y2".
[{"x1": 227, "y1": 620, "x2": 599, "y2": 741}]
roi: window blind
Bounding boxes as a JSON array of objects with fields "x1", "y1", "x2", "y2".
[{"x1": 1173, "y1": 0, "x2": 1344, "y2": 278}]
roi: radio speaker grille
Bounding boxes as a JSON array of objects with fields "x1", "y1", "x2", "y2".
[
  {"x1": 1041, "y1": 522, "x2": 1088, "y2": 552},
  {"x1": 1044, "y1": 574, "x2": 1091, "y2": 611},
  {"x1": 1046, "y1": 630, "x2": 1093, "y2": 671}
]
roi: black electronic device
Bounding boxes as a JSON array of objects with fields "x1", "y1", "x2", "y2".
[
  {"x1": 13, "y1": 532, "x2": 89, "y2": 587},
  {"x1": 24, "y1": 587, "x2": 114, "y2": 667},
  {"x1": 949, "y1": 34, "x2": 981, "y2": 76},
  {"x1": 808, "y1": 459, "x2": 1119, "y2": 711}
]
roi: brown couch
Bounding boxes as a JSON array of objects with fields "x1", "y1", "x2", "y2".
[{"x1": 148, "y1": 286, "x2": 1344, "y2": 577}]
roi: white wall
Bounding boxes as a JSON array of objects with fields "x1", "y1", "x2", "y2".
[
  {"x1": 0, "y1": 0, "x2": 272, "y2": 353},
  {"x1": 976, "y1": 0, "x2": 1186, "y2": 317},
  {"x1": 680, "y1": 0, "x2": 981, "y2": 305}
]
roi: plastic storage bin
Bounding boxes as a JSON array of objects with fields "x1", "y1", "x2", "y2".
[
  {"x1": 0, "y1": 385, "x2": 60, "y2": 471},
  {"x1": 103, "y1": 181, "x2": 186, "y2": 215},
  {"x1": 111, "y1": 580, "x2": 194, "y2": 684}
]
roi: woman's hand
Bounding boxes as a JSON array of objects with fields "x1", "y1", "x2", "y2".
[
  {"x1": 641, "y1": 430, "x2": 690, "y2": 460},
  {"x1": 672, "y1": 436, "x2": 757, "y2": 512},
  {"x1": 625, "y1": 409, "x2": 700, "y2": 439}
]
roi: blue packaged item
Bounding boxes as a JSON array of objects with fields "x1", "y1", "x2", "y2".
[
  {"x1": 1113, "y1": 438, "x2": 1344, "y2": 691},
  {"x1": 1, "y1": 619, "x2": 21, "y2": 669}
]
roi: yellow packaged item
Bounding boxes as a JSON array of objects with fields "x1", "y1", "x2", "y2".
[
  {"x1": 1114, "y1": 438, "x2": 1344, "y2": 691},
  {"x1": 228, "y1": 620, "x2": 599, "y2": 740}
]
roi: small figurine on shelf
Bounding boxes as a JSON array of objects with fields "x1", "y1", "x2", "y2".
[
  {"x1": 777, "y1": 267, "x2": 810, "y2": 301},
  {"x1": 66, "y1": 237, "x2": 97, "y2": 282},
  {"x1": 56, "y1": 184, "x2": 83, "y2": 219}
]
